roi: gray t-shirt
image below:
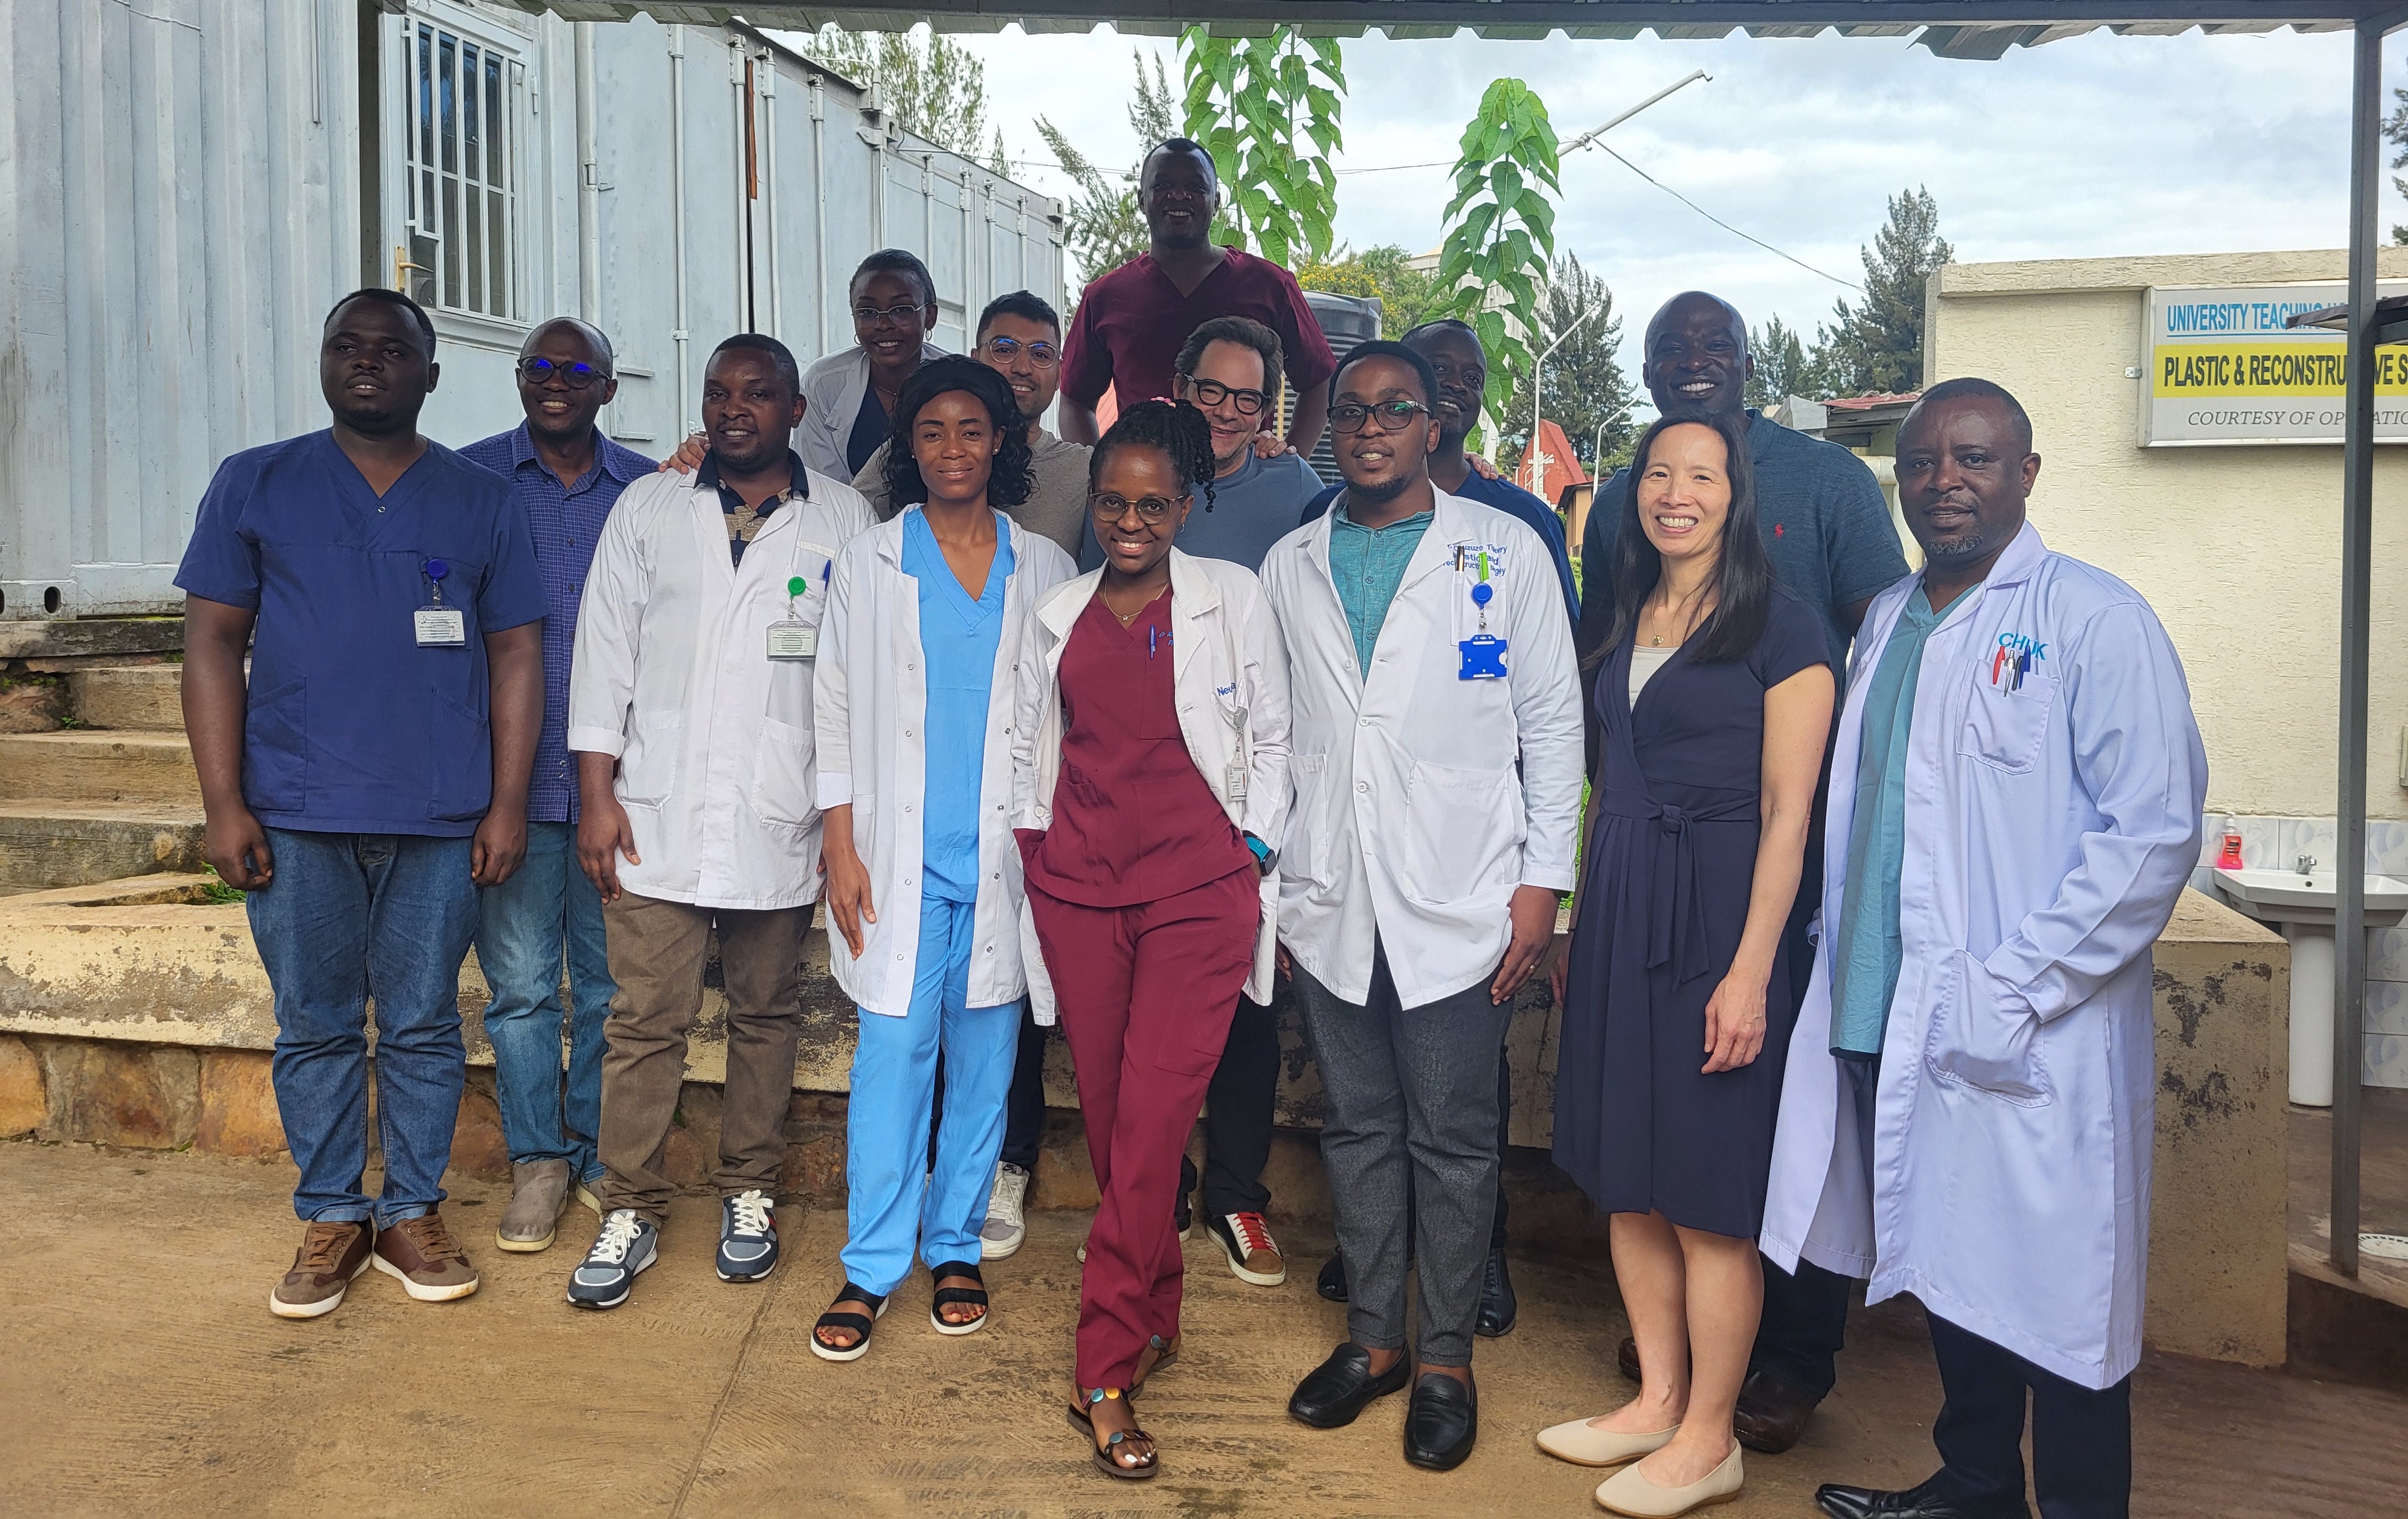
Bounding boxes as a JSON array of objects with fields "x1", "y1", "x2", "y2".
[
  {"x1": 1576, "y1": 409, "x2": 1906, "y2": 674},
  {"x1": 1080, "y1": 449, "x2": 1324, "y2": 574},
  {"x1": 854, "y1": 429, "x2": 1092, "y2": 561}
]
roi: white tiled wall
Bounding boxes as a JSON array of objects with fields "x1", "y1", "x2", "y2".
[{"x1": 2197, "y1": 813, "x2": 2408, "y2": 1088}]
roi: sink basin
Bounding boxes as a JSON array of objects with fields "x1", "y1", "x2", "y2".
[{"x1": 2207, "y1": 869, "x2": 2408, "y2": 924}]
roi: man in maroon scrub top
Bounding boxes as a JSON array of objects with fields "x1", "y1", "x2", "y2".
[{"x1": 1057, "y1": 138, "x2": 1338, "y2": 457}]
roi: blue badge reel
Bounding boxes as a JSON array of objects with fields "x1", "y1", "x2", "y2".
[
  {"x1": 414, "y1": 557, "x2": 467, "y2": 647},
  {"x1": 1455, "y1": 549, "x2": 1508, "y2": 680}
]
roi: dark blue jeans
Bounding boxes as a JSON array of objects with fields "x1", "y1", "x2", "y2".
[
  {"x1": 248, "y1": 829, "x2": 480, "y2": 1227},
  {"x1": 473, "y1": 821, "x2": 613, "y2": 1180}
]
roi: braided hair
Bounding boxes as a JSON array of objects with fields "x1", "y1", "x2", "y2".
[{"x1": 1089, "y1": 399, "x2": 1218, "y2": 514}]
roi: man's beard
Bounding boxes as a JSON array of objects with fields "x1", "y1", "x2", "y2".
[
  {"x1": 1923, "y1": 529, "x2": 1989, "y2": 565},
  {"x1": 1348, "y1": 473, "x2": 1414, "y2": 506}
]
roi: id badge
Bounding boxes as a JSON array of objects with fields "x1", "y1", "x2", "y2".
[
  {"x1": 1226, "y1": 763, "x2": 1250, "y2": 801},
  {"x1": 1458, "y1": 633, "x2": 1509, "y2": 680},
  {"x1": 414, "y1": 607, "x2": 467, "y2": 647},
  {"x1": 766, "y1": 621, "x2": 817, "y2": 660}
]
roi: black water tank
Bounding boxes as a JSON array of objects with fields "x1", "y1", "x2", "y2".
[{"x1": 1298, "y1": 291, "x2": 1382, "y2": 485}]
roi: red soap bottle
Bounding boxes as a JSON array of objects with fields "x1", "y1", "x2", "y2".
[{"x1": 2215, "y1": 820, "x2": 2244, "y2": 871}]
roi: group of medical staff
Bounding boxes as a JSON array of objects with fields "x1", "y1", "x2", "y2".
[{"x1": 179, "y1": 131, "x2": 2206, "y2": 1519}]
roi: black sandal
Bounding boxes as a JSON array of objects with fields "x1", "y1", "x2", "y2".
[
  {"x1": 1133, "y1": 1333, "x2": 1180, "y2": 1392},
  {"x1": 1066, "y1": 1386, "x2": 1158, "y2": 1480},
  {"x1": 809, "y1": 1282, "x2": 887, "y2": 1363},
  {"x1": 929, "y1": 1259, "x2": 989, "y2": 1335}
]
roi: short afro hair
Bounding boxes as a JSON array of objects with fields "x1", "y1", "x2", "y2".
[
  {"x1": 325, "y1": 287, "x2": 437, "y2": 357},
  {"x1": 1328, "y1": 339, "x2": 1440, "y2": 411},
  {"x1": 1910, "y1": 376, "x2": 2034, "y2": 454},
  {"x1": 709, "y1": 333, "x2": 803, "y2": 400}
]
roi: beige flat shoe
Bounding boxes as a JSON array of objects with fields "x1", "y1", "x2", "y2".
[
  {"x1": 1594, "y1": 1442, "x2": 1743, "y2": 1517},
  {"x1": 1536, "y1": 1416, "x2": 1679, "y2": 1466}
]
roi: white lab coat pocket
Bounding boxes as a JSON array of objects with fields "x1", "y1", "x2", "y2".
[
  {"x1": 1402, "y1": 760, "x2": 1523, "y2": 907},
  {"x1": 1284, "y1": 754, "x2": 1331, "y2": 886},
  {"x1": 1924, "y1": 950, "x2": 2053, "y2": 1106},
  {"x1": 1958, "y1": 670, "x2": 2058, "y2": 776},
  {"x1": 619, "y1": 711, "x2": 684, "y2": 807},
  {"x1": 752, "y1": 718, "x2": 819, "y2": 829}
]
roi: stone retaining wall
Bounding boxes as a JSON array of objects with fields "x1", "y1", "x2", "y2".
[{"x1": 0, "y1": 880, "x2": 2287, "y2": 1364}]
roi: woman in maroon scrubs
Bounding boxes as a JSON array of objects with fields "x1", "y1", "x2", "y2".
[{"x1": 1010, "y1": 400, "x2": 1290, "y2": 1479}]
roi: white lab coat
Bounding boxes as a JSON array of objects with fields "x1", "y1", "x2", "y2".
[
  {"x1": 796, "y1": 342, "x2": 950, "y2": 483},
  {"x1": 565, "y1": 466, "x2": 875, "y2": 911},
  {"x1": 813, "y1": 507, "x2": 1075, "y2": 1016},
  {"x1": 1259, "y1": 489, "x2": 1583, "y2": 1009},
  {"x1": 1009, "y1": 550, "x2": 1293, "y2": 1022},
  {"x1": 1760, "y1": 524, "x2": 2206, "y2": 1390}
]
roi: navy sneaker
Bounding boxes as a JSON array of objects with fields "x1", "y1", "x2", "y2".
[
  {"x1": 565, "y1": 1210, "x2": 657, "y2": 1311},
  {"x1": 716, "y1": 1189, "x2": 779, "y2": 1282}
]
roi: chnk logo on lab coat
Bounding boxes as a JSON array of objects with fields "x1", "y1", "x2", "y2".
[{"x1": 1990, "y1": 632, "x2": 2046, "y2": 692}]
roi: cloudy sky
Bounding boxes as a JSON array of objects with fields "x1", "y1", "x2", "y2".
[{"x1": 938, "y1": 23, "x2": 2395, "y2": 391}]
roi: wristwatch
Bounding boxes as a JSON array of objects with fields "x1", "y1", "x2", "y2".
[{"x1": 1244, "y1": 833, "x2": 1277, "y2": 875}]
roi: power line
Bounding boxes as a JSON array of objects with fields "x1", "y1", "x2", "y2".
[{"x1": 1591, "y1": 144, "x2": 1863, "y2": 292}]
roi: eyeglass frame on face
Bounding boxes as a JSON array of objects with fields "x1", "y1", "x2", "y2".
[
  {"x1": 851, "y1": 301, "x2": 930, "y2": 329},
  {"x1": 979, "y1": 335, "x2": 1058, "y2": 370},
  {"x1": 516, "y1": 356, "x2": 610, "y2": 390},
  {"x1": 1087, "y1": 490, "x2": 1191, "y2": 526},
  {"x1": 1179, "y1": 373, "x2": 1270, "y2": 417},
  {"x1": 1329, "y1": 399, "x2": 1433, "y2": 435}
]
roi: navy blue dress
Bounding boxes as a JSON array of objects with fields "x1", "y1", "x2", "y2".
[{"x1": 1551, "y1": 585, "x2": 1828, "y2": 1239}]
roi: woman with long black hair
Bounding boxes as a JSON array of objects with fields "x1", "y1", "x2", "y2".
[
  {"x1": 1540, "y1": 413, "x2": 1835, "y2": 1516},
  {"x1": 1009, "y1": 400, "x2": 1289, "y2": 1479},
  {"x1": 809, "y1": 357, "x2": 1075, "y2": 1363}
]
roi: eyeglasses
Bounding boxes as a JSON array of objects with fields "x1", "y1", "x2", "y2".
[
  {"x1": 517, "y1": 357, "x2": 609, "y2": 390},
  {"x1": 1330, "y1": 399, "x2": 1432, "y2": 435},
  {"x1": 1181, "y1": 376, "x2": 1269, "y2": 417},
  {"x1": 852, "y1": 303, "x2": 927, "y2": 329},
  {"x1": 979, "y1": 336, "x2": 1058, "y2": 370},
  {"x1": 1088, "y1": 492, "x2": 1189, "y2": 525}
]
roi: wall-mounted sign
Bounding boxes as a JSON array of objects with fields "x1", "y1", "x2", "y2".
[{"x1": 2144, "y1": 283, "x2": 2408, "y2": 446}]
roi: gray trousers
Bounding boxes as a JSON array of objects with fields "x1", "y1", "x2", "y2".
[{"x1": 1294, "y1": 942, "x2": 1513, "y2": 1367}]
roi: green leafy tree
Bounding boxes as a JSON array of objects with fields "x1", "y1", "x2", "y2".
[
  {"x1": 1501, "y1": 252, "x2": 1636, "y2": 472},
  {"x1": 1178, "y1": 29, "x2": 1345, "y2": 269},
  {"x1": 1294, "y1": 244, "x2": 1447, "y2": 335},
  {"x1": 2386, "y1": 86, "x2": 2408, "y2": 245},
  {"x1": 1035, "y1": 51, "x2": 1179, "y2": 287},
  {"x1": 1746, "y1": 315, "x2": 1824, "y2": 406},
  {"x1": 796, "y1": 24, "x2": 992, "y2": 160},
  {"x1": 1437, "y1": 79, "x2": 1561, "y2": 435},
  {"x1": 1811, "y1": 187, "x2": 1952, "y2": 397}
]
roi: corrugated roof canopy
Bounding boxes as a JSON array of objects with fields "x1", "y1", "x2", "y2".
[{"x1": 490, "y1": 0, "x2": 2375, "y2": 61}]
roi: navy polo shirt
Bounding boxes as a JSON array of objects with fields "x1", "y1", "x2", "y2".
[
  {"x1": 1304, "y1": 470, "x2": 1580, "y2": 628},
  {"x1": 175, "y1": 429, "x2": 547, "y2": 838}
]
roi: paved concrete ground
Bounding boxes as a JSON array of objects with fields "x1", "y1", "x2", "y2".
[{"x1": 4, "y1": 1141, "x2": 2404, "y2": 1518}]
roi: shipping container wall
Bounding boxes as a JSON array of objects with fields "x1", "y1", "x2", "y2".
[
  {"x1": 0, "y1": 0, "x2": 365, "y2": 619},
  {"x1": 0, "y1": 1, "x2": 1064, "y2": 619}
]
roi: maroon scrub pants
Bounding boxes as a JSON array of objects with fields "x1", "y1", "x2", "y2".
[{"x1": 1026, "y1": 865, "x2": 1260, "y2": 1390}]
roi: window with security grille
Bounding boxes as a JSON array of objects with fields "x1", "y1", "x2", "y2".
[{"x1": 399, "y1": 14, "x2": 525, "y2": 321}]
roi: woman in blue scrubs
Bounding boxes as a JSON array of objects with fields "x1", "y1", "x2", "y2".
[{"x1": 810, "y1": 358, "x2": 1077, "y2": 1361}]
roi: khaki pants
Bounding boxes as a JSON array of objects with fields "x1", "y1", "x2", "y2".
[{"x1": 595, "y1": 891, "x2": 811, "y2": 1225}]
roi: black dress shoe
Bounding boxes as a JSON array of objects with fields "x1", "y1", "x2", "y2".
[
  {"x1": 1816, "y1": 1474, "x2": 2032, "y2": 1519},
  {"x1": 1288, "y1": 1342, "x2": 1410, "y2": 1428},
  {"x1": 1402, "y1": 1370, "x2": 1478, "y2": 1471},
  {"x1": 1473, "y1": 1247, "x2": 1516, "y2": 1337},
  {"x1": 1734, "y1": 1367, "x2": 1824, "y2": 1454},
  {"x1": 1316, "y1": 1250, "x2": 1349, "y2": 1303}
]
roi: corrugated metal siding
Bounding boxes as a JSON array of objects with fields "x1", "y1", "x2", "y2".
[
  {"x1": 0, "y1": 0, "x2": 365, "y2": 619},
  {"x1": 0, "y1": 1, "x2": 1063, "y2": 618}
]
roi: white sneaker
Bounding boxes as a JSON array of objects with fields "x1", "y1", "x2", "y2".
[{"x1": 979, "y1": 1162, "x2": 1030, "y2": 1260}]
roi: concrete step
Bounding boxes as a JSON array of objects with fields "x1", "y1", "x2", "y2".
[
  {"x1": 66, "y1": 665, "x2": 184, "y2": 731},
  {"x1": 0, "y1": 617, "x2": 182, "y2": 661},
  {"x1": 0, "y1": 804, "x2": 206, "y2": 894},
  {"x1": 0, "y1": 731, "x2": 198, "y2": 806}
]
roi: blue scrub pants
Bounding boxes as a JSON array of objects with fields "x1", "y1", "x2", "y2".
[
  {"x1": 474, "y1": 820, "x2": 614, "y2": 1181},
  {"x1": 840, "y1": 893, "x2": 1020, "y2": 1294},
  {"x1": 247, "y1": 829, "x2": 479, "y2": 1227}
]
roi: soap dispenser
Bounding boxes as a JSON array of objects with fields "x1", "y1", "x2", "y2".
[{"x1": 2215, "y1": 817, "x2": 2244, "y2": 871}]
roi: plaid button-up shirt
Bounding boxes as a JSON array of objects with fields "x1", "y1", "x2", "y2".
[{"x1": 459, "y1": 422, "x2": 656, "y2": 824}]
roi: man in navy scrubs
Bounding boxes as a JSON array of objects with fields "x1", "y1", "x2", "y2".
[{"x1": 178, "y1": 289, "x2": 546, "y2": 1320}]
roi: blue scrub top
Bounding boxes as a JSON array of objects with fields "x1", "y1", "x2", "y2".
[
  {"x1": 901, "y1": 508, "x2": 1012, "y2": 902},
  {"x1": 174, "y1": 430, "x2": 546, "y2": 838}
]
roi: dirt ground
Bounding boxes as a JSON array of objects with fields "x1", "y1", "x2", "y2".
[{"x1": 2, "y1": 1141, "x2": 2403, "y2": 1518}]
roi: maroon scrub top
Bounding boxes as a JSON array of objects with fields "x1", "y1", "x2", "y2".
[
  {"x1": 1023, "y1": 590, "x2": 1256, "y2": 909},
  {"x1": 1058, "y1": 248, "x2": 1339, "y2": 414}
]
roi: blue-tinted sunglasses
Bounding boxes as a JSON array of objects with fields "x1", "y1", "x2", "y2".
[{"x1": 517, "y1": 357, "x2": 610, "y2": 390}]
